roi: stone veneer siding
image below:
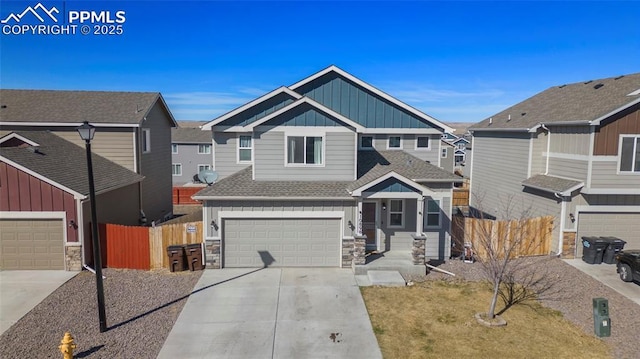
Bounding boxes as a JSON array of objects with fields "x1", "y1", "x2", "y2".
[
  {"x1": 65, "y1": 244, "x2": 82, "y2": 271},
  {"x1": 205, "y1": 239, "x2": 221, "y2": 269},
  {"x1": 342, "y1": 238, "x2": 354, "y2": 268},
  {"x1": 562, "y1": 232, "x2": 577, "y2": 259},
  {"x1": 412, "y1": 234, "x2": 426, "y2": 265}
]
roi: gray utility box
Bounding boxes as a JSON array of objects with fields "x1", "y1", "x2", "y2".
[{"x1": 593, "y1": 297, "x2": 611, "y2": 337}]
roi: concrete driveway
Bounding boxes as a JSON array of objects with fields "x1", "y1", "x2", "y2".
[
  {"x1": 158, "y1": 268, "x2": 382, "y2": 359},
  {"x1": 0, "y1": 270, "x2": 78, "y2": 334},
  {"x1": 565, "y1": 259, "x2": 640, "y2": 305}
]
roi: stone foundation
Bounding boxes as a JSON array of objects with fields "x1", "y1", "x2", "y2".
[
  {"x1": 341, "y1": 238, "x2": 354, "y2": 268},
  {"x1": 65, "y1": 244, "x2": 82, "y2": 271},
  {"x1": 205, "y1": 239, "x2": 221, "y2": 269},
  {"x1": 562, "y1": 232, "x2": 577, "y2": 259},
  {"x1": 411, "y1": 234, "x2": 426, "y2": 265}
]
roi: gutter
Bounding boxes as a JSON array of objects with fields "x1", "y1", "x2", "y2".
[{"x1": 192, "y1": 196, "x2": 353, "y2": 201}]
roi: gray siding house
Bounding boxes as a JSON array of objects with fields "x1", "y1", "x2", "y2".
[
  {"x1": 0, "y1": 89, "x2": 178, "y2": 224},
  {"x1": 195, "y1": 66, "x2": 462, "y2": 271},
  {"x1": 171, "y1": 126, "x2": 213, "y2": 186},
  {"x1": 469, "y1": 72, "x2": 640, "y2": 257}
]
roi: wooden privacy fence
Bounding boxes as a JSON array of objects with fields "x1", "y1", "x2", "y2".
[
  {"x1": 99, "y1": 221, "x2": 203, "y2": 270},
  {"x1": 452, "y1": 215, "x2": 553, "y2": 260},
  {"x1": 452, "y1": 188, "x2": 470, "y2": 207},
  {"x1": 173, "y1": 187, "x2": 203, "y2": 205}
]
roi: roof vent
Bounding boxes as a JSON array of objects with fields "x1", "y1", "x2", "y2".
[
  {"x1": 558, "y1": 84, "x2": 566, "y2": 88},
  {"x1": 584, "y1": 80, "x2": 592, "y2": 84},
  {"x1": 594, "y1": 83, "x2": 604, "y2": 89},
  {"x1": 521, "y1": 112, "x2": 527, "y2": 116},
  {"x1": 489, "y1": 117, "x2": 493, "y2": 125},
  {"x1": 614, "y1": 75, "x2": 624, "y2": 80},
  {"x1": 0, "y1": 105, "x2": 6, "y2": 109}
]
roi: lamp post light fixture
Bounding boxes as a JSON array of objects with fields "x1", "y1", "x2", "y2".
[{"x1": 77, "y1": 121, "x2": 107, "y2": 333}]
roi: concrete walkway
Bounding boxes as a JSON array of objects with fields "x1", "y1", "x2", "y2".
[
  {"x1": 158, "y1": 268, "x2": 382, "y2": 359},
  {"x1": 564, "y1": 259, "x2": 640, "y2": 305},
  {"x1": 0, "y1": 270, "x2": 78, "y2": 334}
]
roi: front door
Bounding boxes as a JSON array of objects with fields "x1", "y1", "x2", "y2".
[{"x1": 362, "y1": 202, "x2": 377, "y2": 250}]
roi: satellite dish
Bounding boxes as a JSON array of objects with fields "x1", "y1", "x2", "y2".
[{"x1": 197, "y1": 169, "x2": 218, "y2": 185}]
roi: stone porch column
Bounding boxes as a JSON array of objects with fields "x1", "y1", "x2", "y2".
[
  {"x1": 411, "y1": 233, "x2": 427, "y2": 265},
  {"x1": 353, "y1": 234, "x2": 367, "y2": 266}
]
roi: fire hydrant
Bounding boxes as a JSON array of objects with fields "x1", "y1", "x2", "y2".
[{"x1": 59, "y1": 332, "x2": 76, "y2": 359}]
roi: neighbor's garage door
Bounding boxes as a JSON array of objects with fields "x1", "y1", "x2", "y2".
[
  {"x1": 0, "y1": 219, "x2": 65, "y2": 270},
  {"x1": 223, "y1": 218, "x2": 340, "y2": 268},
  {"x1": 577, "y1": 212, "x2": 640, "y2": 257}
]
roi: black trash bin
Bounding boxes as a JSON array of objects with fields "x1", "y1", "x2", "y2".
[
  {"x1": 167, "y1": 245, "x2": 186, "y2": 272},
  {"x1": 185, "y1": 243, "x2": 205, "y2": 271},
  {"x1": 582, "y1": 237, "x2": 608, "y2": 264},
  {"x1": 601, "y1": 236, "x2": 627, "y2": 264}
]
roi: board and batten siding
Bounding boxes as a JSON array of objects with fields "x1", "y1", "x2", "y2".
[
  {"x1": 205, "y1": 200, "x2": 357, "y2": 238},
  {"x1": 593, "y1": 104, "x2": 640, "y2": 156},
  {"x1": 253, "y1": 130, "x2": 356, "y2": 181},
  {"x1": 470, "y1": 132, "x2": 532, "y2": 218},
  {"x1": 590, "y1": 160, "x2": 640, "y2": 189},
  {"x1": 548, "y1": 125, "x2": 591, "y2": 155},
  {"x1": 547, "y1": 157, "x2": 588, "y2": 182},
  {"x1": 53, "y1": 129, "x2": 136, "y2": 171},
  {"x1": 213, "y1": 132, "x2": 251, "y2": 180}
]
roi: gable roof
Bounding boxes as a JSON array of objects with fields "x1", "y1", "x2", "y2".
[
  {"x1": 522, "y1": 174, "x2": 584, "y2": 197},
  {"x1": 0, "y1": 89, "x2": 177, "y2": 127},
  {"x1": 0, "y1": 131, "x2": 143, "y2": 198},
  {"x1": 470, "y1": 72, "x2": 640, "y2": 131},
  {"x1": 172, "y1": 127, "x2": 212, "y2": 143}
]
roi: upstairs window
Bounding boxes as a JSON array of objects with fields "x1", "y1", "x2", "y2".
[
  {"x1": 287, "y1": 136, "x2": 323, "y2": 165},
  {"x1": 171, "y1": 163, "x2": 182, "y2": 176},
  {"x1": 198, "y1": 144, "x2": 211, "y2": 154},
  {"x1": 198, "y1": 164, "x2": 211, "y2": 172},
  {"x1": 142, "y1": 128, "x2": 151, "y2": 153},
  {"x1": 171, "y1": 144, "x2": 178, "y2": 154},
  {"x1": 238, "y1": 135, "x2": 252, "y2": 163},
  {"x1": 388, "y1": 136, "x2": 402, "y2": 149},
  {"x1": 620, "y1": 136, "x2": 640, "y2": 173},
  {"x1": 360, "y1": 136, "x2": 373, "y2": 150},
  {"x1": 441, "y1": 148, "x2": 448, "y2": 158},
  {"x1": 416, "y1": 136, "x2": 430, "y2": 150}
]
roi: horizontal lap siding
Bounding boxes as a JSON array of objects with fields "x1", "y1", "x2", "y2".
[
  {"x1": 254, "y1": 131, "x2": 355, "y2": 180},
  {"x1": 530, "y1": 130, "x2": 547, "y2": 175},
  {"x1": 548, "y1": 157, "x2": 588, "y2": 181},
  {"x1": 54, "y1": 130, "x2": 135, "y2": 171},
  {"x1": 590, "y1": 160, "x2": 640, "y2": 189},
  {"x1": 577, "y1": 213, "x2": 640, "y2": 256},
  {"x1": 172, "y1": 143, "x2": 213, "y2": 185},
  {"x1": 548, "y1": 125, "x2": 590, "y2": 155},
  {"x1": 213, "y1": 132, "x2": 250, "y2": 180}
]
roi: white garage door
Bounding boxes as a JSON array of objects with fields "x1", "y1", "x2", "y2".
[
  {"x1": 577, "y1": 212, "x2": 640, "y2": 256},
  {"x1": 223, "y1": 218, "x2": 341, "y2": 268},
  {"x1": 0, "y1": 219, "x2": 65, "y2": 270}
]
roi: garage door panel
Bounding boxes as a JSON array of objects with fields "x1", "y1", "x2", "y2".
[
  {"x1": 0, "y1": 219, "x2": 65, "y2": 270},
  {"x1": 224, "y1": 218, "x2": 340, "y2": 268},
  {"x1": 577, "y1": 212, "x2": 640, "y2": 256}
]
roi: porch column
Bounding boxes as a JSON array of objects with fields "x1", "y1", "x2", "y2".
[
  {"x1": 356, "y1": 197, "x2": 363, "y2": 236},
  {"x1": 416, "y1": 196, "x2": 424, "y2": 235}
]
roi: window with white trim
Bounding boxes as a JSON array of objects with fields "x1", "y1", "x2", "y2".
[
  {"x1": 388, "y1": 199, "x2": 404, "y2": 228},
  {"x1": 198, "y1": 144, "x2": 211, "y2": 154},
  {"x1": 619, "y1": 135, "x2": 640, "y2": 173},
  {"x1": 424, "y1": 199, "x2": 441, "y2": 228},
  {"x1": 238, "y1": 135, "x2": 252, "y2": 163},
  {"x1": 441, "y1": 148, "x2": 448, "y2": 158},
  {"x1": 287, "y1": 136, "x2": 323, "y2": 165},
  {"x1": 197, "y1": 164, "x2": 211, "y2": 172},
  {"x1": 142, "y1": 128, "x2": 151, "y2": 153},
  {"x1": 388, "y1": 136, "x2": 401, "y2": 149},
  {"x1": 360, "y1": 136, "x2": 373, "y2": 149},
  {"x1": 171, "y1": 163, "x2": 182, "y2": 176},
  {"x1": 171, "y1": 144, "x2": 178, "y2": 154},
  {"x1": 416, "y1": 136, "x2": 430, "y2": 149}
]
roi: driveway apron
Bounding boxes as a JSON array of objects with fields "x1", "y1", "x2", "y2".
[{"x1": 158, "y1": 268, "x2": 382, "y2": 359}]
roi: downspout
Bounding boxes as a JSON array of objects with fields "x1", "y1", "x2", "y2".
[
  {"x1": 554, "y1": 191, "x2": 566, "y2": 257},
  {"x1": 76, "y1": 197, "x2": 86, "y2": 266}
]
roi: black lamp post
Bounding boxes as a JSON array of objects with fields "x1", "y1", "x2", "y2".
[{"x1": 77, "y1": 121, "x2": 107, "y2": 333}]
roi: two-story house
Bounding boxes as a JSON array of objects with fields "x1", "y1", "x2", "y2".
[
  {"x1": 0, "y1": 89, "x2": 178, "y2": 224},
  {"x1": 469, "y1": 73, "x2": 640, "y2": 257},
  {"x1": 194, "y1": 66, "x2": 462, "y2": 271},
  {"x1": 171, "y1": 124, "x2": 213, "y2": 186}
]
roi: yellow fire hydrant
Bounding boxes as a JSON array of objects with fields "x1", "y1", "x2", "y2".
[{"x1": 59, "y1": 332, "x2": 76, "y2": 359}]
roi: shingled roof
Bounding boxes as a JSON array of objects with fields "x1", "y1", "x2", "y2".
[
  {"x1": 522, "y1": 174, "x2": 584, "y2": 196},
  {"x1": 0, "y1": 89, "x2": 176, "y2": 126},
  {"x1": 194, "y1": 150, "x2": 462, "y2": 199},
  {"x1": 0, "y1": 131, "x2": 143, "y2": 197},
  {"x1": 172, "y1": 127, "x2": 212, "y2": 143},
  {"x1": 470, "y1": 72, "x2": 640, "y2": 131}
]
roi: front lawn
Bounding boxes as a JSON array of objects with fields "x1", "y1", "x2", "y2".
[{"x1": 361, "y1": 280, "x2": 610, "y2": 359}]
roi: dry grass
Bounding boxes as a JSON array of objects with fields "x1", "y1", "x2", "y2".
[{"x1": 361, "y1": 280, "x2": 611, "y2": 359}]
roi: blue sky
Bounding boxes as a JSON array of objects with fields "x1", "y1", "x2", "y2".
[{"x1": 1, "y1": 1, "x2": 639, "y2": 124}]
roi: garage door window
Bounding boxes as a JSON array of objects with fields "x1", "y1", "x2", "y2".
[{"x1": 619, "y1": 136, "x2": 640, "y2": 173}]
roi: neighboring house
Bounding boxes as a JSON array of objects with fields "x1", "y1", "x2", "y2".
[
  {"x1": 0, "y1": 131, "x2": 143, "y2": 270},
  {"x1": 0, "y1": 89, "x2": 177, "y2": 224},
  {"x1": 451, "y1": 137, "x2": 470, "y2": 152},
  {"x1": 195, "y1": 65, "x2": 462, "y2": 270},
  {"x1": 171, "y1": 125, "x2": 213, "y2": 186},
  {"x1": 441, "y1": 132, "x2": 458, "y2": 141},
  {"x1": 440, "y1": 140, "x2": 456, "y2": 173},
  {"x1": 469, "y1": 72, "x2": 640, "y2": 257}
]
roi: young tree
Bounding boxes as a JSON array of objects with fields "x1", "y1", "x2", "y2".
[{"x1": 461, "y1": 194, "x2": 561, "y2": 322}]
